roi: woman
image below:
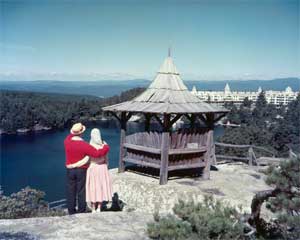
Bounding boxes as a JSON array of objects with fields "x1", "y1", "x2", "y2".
[{"x1": 67, "y1": 128, "x2": 113, "y2": 213}]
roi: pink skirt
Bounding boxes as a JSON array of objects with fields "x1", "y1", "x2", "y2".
[{"x1": 86, "y1": 163, "x2": 113, "y2": 203}]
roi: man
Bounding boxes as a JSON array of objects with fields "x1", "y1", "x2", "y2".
[{"x1": 64, "y1": 123, "x2": 110, "y2": 214}]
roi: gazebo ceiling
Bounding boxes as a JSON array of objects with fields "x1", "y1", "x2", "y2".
[{"x1": 103, "y1": 56, "x2": 228, "y2": 114}]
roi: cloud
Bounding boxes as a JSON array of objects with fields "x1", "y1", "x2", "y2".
[{"x1": 0, "y1": 42, "x2": 36, "y2": 52}]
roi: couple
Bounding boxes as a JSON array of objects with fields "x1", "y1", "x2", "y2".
[{"x1": 64, "y1": 123, "x2": 112, "y2": 214}]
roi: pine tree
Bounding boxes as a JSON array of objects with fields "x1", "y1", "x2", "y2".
[
  {"x1": 242, "y1": 97, "x2": 252, "y2": 108},
  {"x1": 265, "y1": 156, "x2": 300, "y2": 239},
  {"x1": 252, "y1": 91, "x2": 268, "y2": 125},
  {"x1": 272, "y1": 93, "x2": 300, "y2": 156},
  {"x1": 255, "y1": 91, "x2": 268, "y2": 110},
  {"x1": 250, "y1": 156, "x2": 300, "y2": 239}
]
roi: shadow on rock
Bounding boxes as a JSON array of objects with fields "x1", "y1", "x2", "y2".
[
  {"x1": 125, "y1": 165, "x2": 219, "y2": 181},
  {"x1": 101, "y1": 193, "x2": 125, "y2": 212},
  {"x1": 0, "y1": 232, "x2": 39, "y2": 240}
]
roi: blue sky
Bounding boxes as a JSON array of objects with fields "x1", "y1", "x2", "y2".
[{"x1": 0, "y1": 0, "x2": 299, "y2": 81}]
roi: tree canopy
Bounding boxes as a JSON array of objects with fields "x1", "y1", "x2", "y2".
[
  {"x1": 217, "y1": 92, "x2": 300, "y2": 157},
  {"x1": 0, "y1": 88, "x2": 145, "y2": 133}
]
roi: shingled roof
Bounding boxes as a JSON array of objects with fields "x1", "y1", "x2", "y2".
[{"x1": 103, "y1": 56, "x2": 228, "y2": 114}]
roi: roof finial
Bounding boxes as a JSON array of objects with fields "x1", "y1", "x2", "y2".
[{"x1": 168, "y1": 46, "x2": 171, "y2": 57}]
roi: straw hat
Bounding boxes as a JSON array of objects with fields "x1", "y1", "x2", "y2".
[{"x1": 70, "y1": 123, "x2": 86, "y2": 135}]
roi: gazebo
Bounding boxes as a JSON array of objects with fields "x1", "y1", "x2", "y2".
[{"x1": 103, "y1": 53, "x2": 228, "y2": 184}]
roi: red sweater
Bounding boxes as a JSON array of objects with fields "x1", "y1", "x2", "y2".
[{"x1": 64, "y1": 134, "x2": 110, "y2": 168}]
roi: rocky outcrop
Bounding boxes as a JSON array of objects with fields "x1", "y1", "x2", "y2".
[
  {"x1": 111, "y1": 163, "x2": 271, "y2": 214},
  {"x1": 0, "y1": 163, "x2": 272, "y2": 240},
  {"x1": 0, "y1": 212, "x2": 152, "y2": 240}
]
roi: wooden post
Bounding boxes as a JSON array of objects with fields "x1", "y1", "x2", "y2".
[
  {"x1": 119, "y1": 112, "x2": 127, "y2": 173},
  {"x1": 202, "y1": 113, "x2": 215, "y2": 179},
  {"x1": 248, "y1": 147, "x2": 256, "y2": 166},
  {"x1": 205, "y1": 113, "x2": 215, "y2": 129},
  {"x1": 190, "y1": 114, "x2": 196, "y2": 128},
  {"x1": 145, "y1": 113, "x2": 151, "y2": 132},
  {"x1": 159, "y1": 114, "x2": 170, "y2": 185},
  {"x1": 210, "y1": 131, "x2": 217, "y2": 165},
  {"x1": 202, "y1": 129, "x2": 212, "y2": 179}
]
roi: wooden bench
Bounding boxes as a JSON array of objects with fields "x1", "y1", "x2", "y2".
[{"x1": 122, "y1": 129, "x2": 213, "y2": 180}]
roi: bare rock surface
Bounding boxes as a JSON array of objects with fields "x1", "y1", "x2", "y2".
[
  {"x1": 0, "y1": 163, "x2": 272, "y2": 240},
  {"x1": 111, "y1": 163, "x2": 271, "y2": 213},
  {"x1": 0, "y1": 211, "x2": 152, "y2": 240}
]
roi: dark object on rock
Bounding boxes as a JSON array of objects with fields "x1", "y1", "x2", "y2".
[
  {"x1": 0, "y1": 232, "x2": 39, "y2": 240},
  {"x1": 210, "y1": 165, "x2": 218, "y2": 171},
  {"x1": 101, "y1": 193, "x2": 125, "y2": 212}
]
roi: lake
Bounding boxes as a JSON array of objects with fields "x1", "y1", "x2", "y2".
[{"x1": 0, "y1": 122, "x2": 224, "y2": 201}]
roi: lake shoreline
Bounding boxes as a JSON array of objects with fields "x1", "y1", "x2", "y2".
[
  {"x1": 0, "y1": 118, "x2": 114, "y2": 136},
  {"x1": 0, "y1": 125, "x2": 53, "y2": 136}
]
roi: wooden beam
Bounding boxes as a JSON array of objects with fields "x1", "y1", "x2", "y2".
[
  {"x1": 213, "y1": 113, "x2": 227, "y2": 123},
  {"x1": 198, "y1": 113, "x2": 215, "y2": 129},
  {"x1": 124, "y1": 143, "x2": 161, "y2": 154},
  {"x1": 153, "y1": 114, "x2": 164, "y2": 128},
  {"x1": 256, "y1": 157, "x2": 285, "y2": 166},
  {"x1": 169, "y1": 114, "x2": 182, "y2": 127},
  {"x1": 110, "y1": 112, "x2": 121, "y2": 122},
  {"x1": 125, "y1": 112, "x2": 133, "y2": 122},
  {"x1": 198, "y1": 114, "x2": 207, "y2": 125},
  {"x1": 216, "y1": 155, "x2": 250, "y2": 162},
  {"x1": 109, "y1": 111, "x2": 132, "y2": 123},
  {"x1": 169, "y1": 147, "x2": 207, "y2": 155},
  {"x1": 123, "y1": 157, "x2": 160, "y2": 169},
  {"x1": 184, "y1": 114, "x2": 193, "y2": 122},
  {"x1": 144, "y1": 113, "x2": 151, "y2": 132},
  {"x1": 215, "y1": 142, "x2": 251, "y2": 148},
  {"x1": 159, "y1": 114, "x2": 170, "y2": 185},
  {"x1": 252, "y1": 146, "x2": 274, "y2": 156},
  {"x1": 184, "y1": 114, "x2": 196, "y2": 127}
]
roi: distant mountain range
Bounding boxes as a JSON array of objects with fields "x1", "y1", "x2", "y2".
[{"x1": 0, "y1": 78, "x2": 299, "y2": 98}]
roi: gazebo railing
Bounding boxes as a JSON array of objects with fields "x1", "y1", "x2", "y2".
[{"x1": 123, "y1": 129, "x2": 211, "y2": 172}]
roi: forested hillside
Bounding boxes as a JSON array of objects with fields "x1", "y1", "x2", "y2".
[
  {"x1": 2, "y1": 88, "x2": 299, "y2": 157},
  {"x1": 0, "y1": 88, "x2": 145, "y2": 133},
  {"x1": 217, "y1": 92, "x2": 300, "y2": 156}
]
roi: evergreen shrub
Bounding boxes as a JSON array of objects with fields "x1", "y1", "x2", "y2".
[
  {"x1": 264, "y1": 156, "x2": 300, "y2": 239},
  {"x1": 147, "y1": 195, "x2": 245, "y2": 240},
  {"x1": 0, "y1": 187, "x2": 65, "y2": 219}
]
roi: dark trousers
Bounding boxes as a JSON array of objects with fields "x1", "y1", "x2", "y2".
[{"x1": 66, "y1": 168, "x2": 87, "y2": 214}]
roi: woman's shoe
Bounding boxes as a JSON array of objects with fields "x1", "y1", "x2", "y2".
[
  {"x1": 96, "y1": 208, "x2": 101, "y2": 213},
  {"x1": 92, "y1": 209, "x2": 97, "y2": 214}
]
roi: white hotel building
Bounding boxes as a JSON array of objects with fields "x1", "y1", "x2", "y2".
[{"x1": 191, "y1": 84, "x2": 299, "y2": 106}]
